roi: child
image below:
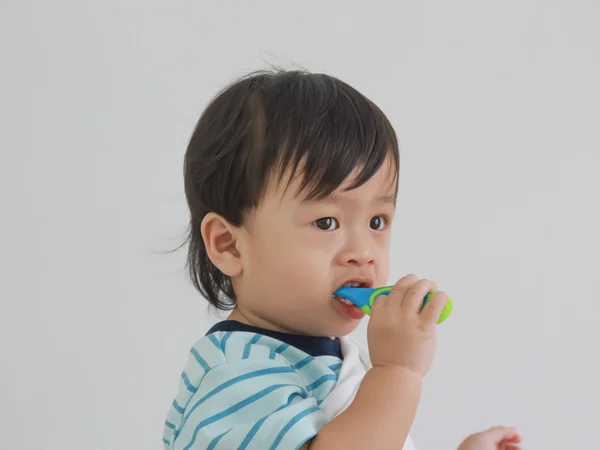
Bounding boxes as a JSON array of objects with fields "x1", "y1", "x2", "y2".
[{"x1": 163, "y1": 69, "x2": 522, "y2": 450}]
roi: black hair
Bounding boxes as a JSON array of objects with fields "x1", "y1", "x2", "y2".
[{"x1": 184, "y1": 69, "x2": 399, "y2": 310}]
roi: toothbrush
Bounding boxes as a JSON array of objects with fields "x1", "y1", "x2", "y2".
[{"x1": 334, "y1": 286, "x2": 453, "y2": 324}]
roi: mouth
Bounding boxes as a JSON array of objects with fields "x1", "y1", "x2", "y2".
[{"x1": 333, "y1": 279, "x2": 373, "y2": 305}]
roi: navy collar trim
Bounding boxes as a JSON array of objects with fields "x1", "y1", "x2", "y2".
[{"x1": 206, "y1": 320, "x2": 343, "y2": 359}]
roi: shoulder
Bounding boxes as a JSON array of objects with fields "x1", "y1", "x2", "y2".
[{"x1": 163, "y1": 332, "x2": 338, "y2": 449}]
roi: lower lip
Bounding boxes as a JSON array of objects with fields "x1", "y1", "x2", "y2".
[{"x1": 333, "y1": 296, "x2": 366, "y2": 320}]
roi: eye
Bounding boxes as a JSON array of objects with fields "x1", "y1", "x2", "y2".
[
  {"x1": 370, "y1": 215, "x2": 387, "y2": 231},
  {"x1": 313, "y1": 217, "x2": 339, "y2": 231}
]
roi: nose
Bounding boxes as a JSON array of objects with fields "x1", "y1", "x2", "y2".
[{"x1": 338, "y1": 234, "x2": 377, "y2": 267}]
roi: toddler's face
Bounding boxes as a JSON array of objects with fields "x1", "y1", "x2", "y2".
[{"x1": 230, "y1": 159, "x2": 396, "y2": 337}]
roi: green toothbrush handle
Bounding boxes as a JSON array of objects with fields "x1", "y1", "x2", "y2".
[{"x1": 363, "y1": 287, "x2": 453, "y2": 324}]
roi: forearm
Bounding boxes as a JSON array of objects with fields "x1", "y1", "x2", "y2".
[{"x1": 308, "y1": 366, "x2": 422, "y2": 450}]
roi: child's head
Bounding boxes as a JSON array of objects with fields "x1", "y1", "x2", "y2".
[{"x1": 184, "y1": 69, "x2": 399, "y2": 337}]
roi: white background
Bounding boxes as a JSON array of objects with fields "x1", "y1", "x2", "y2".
[{"x1": 1, "y1": 1, "x2": 599, "y2": 449}]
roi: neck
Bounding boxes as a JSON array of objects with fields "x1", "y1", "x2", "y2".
[{"x1": 226, "y1": 307, "x2": 336, "y2": 339}]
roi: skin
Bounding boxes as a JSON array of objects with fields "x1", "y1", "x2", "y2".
[
  {"x1": 201, "y1": 158, "x2": 522, "y2": 449},
  {"x1": 458, "y1": 427, "x2": 522, "y2": 450},
  {"x1": 203, "y1": 157, "x2": 397, "y2": 338}
]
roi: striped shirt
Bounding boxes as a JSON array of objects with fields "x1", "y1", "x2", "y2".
[{"x1": 163, "y1": 320, "x2": 345, "y2": 450}]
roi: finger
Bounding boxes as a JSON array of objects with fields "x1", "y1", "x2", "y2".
[
  {"x1": 386, "y1": 274, "x2": 420, "y2": 306},
  {"x1": 485, "y1": 426, "x2": 520, "y2": 444},
  {"x1": 402, "y1": 278, "x2": 438, "y2": 314},
  {"x1": 420, "y1": 291, "x2": 447, "y2": 327},
  {"x1": 500, "y1": 445, "x2": 521, "y2": 450},
  {"x1": 504, "y1": 434, "x2": 522, "y2": 443}
]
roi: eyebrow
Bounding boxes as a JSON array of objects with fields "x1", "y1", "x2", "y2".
[
  {"x1": 301, "y1": 193, "x2": 396, "y2": 205},
  {"x1": 375, "y1": 194, "x2": 397, "y2": 205}
]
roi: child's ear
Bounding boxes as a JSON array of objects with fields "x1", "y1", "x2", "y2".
[{"x1": 200, "y1": 212, "x2": 242, "y2": 277}]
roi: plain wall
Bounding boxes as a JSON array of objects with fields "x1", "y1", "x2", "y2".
[{"x1": 1, "y1": 1, "x2": 599, "y2": 449}]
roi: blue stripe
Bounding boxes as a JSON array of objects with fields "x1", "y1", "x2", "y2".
[
  {"x1": 238, "y1": 416, "x2": 270, "y2": 450},
  {"x1": 190, "y1": 347, "x2": 211, "y2": 372},
  {"x1": 183, "y1": 384, "x2": 298, "y2": 450},
  {"x1": 328, "y1": 363, "x2": 342, "y2": 372},
  {"x1": 207, "y1": 429, "x2": 231, "y2": 450},
  {"x1": 275, "y1": 343, "x2": 289, "y2": 354},
  {"x1": 209, "y1": 334, "x2": 222, "y2": 350},
  {"x1": 306, "y1": 374, "x2": 338, "y2": 392},
  {"x1": 172, "y1": 400, "x2": 185, "y2": 414},
  {"x1": 294, "y1": 356, "x2": 314, "y2": 370},
  {"x1": 183, "y1": 366, "x2": 299, "y2": 423},
  {"x1": 163, "y1": 438, "x2": 170, "y2": 445},
  {"x1": 242, "y1": 334, "x2": 262, "y2": 359},
  {"x1": 181, "y1": 372, "x2": 197, "y2": 393},
  {"x1": 238, "y1": 393, "x2": 302, "y2": 449},
  {"x1": 269, "y1": 348, "x2": 276, "y2": 359},
  {"x1": 221, "y1": 332, "x2": 232, "y2": 352},
  {"x1": 165, "y1": 420, "x2": 176, "y2": 430},
  {"x1": 269, "y1": 406, "x2": 320, "y2": 450},
  {"x1": 286, "y1": 392, "x2": 305, "y2": 404}
]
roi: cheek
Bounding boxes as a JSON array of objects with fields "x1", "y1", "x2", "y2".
[
  {"x1": 247, "y1": 230, "x2": 331, "y2": 285},
  {"x1": 245, "y1": 230, "x2": 303, "y2": 274},
  {"x1": 376, "y1": 236, "x2": 391, "y2": 284},
  {"x1": 377, "y1": 262, "x2": 390, "y2": 286}
]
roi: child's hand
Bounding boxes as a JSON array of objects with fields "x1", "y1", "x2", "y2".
[
  {"x1": 458, "y1": 426, "x2": 522, "y2": 450},
  {"x1": 367, "y1": 274, "x2": 448, "y2": 376}
]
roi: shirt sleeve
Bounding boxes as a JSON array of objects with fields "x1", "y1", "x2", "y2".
[{"x1": 170, "y1": 358, "x2": 329, "y2": 450}]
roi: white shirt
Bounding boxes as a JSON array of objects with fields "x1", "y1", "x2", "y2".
[{"x1": 319, "y1": 336, "x2": 417, "y2": 450}]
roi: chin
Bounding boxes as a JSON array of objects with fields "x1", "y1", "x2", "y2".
[
  {"x1": 335, "y1": 321, "x2": 362, "y2": 337},
  {"x1": 317, "y1": 317, "x2": 362, "y2": 338}
]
